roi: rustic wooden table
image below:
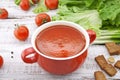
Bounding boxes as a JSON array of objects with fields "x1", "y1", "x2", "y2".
[{"x1": 0, "y1": 0, "x2": 120, "y2": 80}]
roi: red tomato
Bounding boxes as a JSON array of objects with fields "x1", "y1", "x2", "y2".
[
  {"x1": 35, "y1": 13, "x2": 51, "y2": 26},
  {"x1": 32, "y1": 0, "x2": 40, "y2": 4},
  {"x1": 45, "y1": 0, "x2": 58, "y2": 10},
  {"x1": 0, "y1": 55, "x2": 3, "y2": 68},
  {"x1": 0, "y1": 8, "x2": 8, "y2": 19},
  {"x1": 20, "y1": 0, "x2": 30, "y2": 11},
  {"x1": 87, "y1": 29, "x2": 96, "y2": 43},
  {"x1": 14, "y1": 25, "x2": 29, "y2": 41}
]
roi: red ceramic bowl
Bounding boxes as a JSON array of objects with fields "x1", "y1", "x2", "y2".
[{"x1": 21, "y1": 21, "x2": 96, "y2": 75}]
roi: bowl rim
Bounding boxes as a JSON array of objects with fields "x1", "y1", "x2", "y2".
[{"x1": 32, "y1": 21, "x2": 90, "y2": 60}]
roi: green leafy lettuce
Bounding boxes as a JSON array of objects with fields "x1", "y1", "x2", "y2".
[
  {"x1": 52, "y1": 0, "x2": 102, "y2": 36},
  {"x1": 52, "y1": 0, "x2": 120, "y2": 44},
  {"x1": 33, "y1": 0, "x2": 48, "y2": 13},
  {"x1": 52, "y1": 10, "x2": 102, "y2": 36},
  {"x1": 98, "y1": 0, "x2": 120, "y2": 27},
  {"x1": 14, "y1": 0, "x2": 120, "y2": 44}
]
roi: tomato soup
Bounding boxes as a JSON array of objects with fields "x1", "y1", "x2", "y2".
[{"x1": 35, "y1": 25, "x2": 86, "y2": 58}]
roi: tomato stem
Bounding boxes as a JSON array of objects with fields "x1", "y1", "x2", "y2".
[
  {"x1": 42, "y1": 19, "x2": 47, "y2": 24},
  {"x1": 38, "y1": 16, "x2": 48, "y2": 24},
  {"x1": 29, "y1": 0, "x2": 35, "y2": 5}
]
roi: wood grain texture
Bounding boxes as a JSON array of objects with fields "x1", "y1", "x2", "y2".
[{"x1": 0, "y1": 0, "x2": 120, "y2": 80}]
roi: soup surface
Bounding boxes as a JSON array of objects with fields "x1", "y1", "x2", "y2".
[{"x1": 35, "y1": 25, "x2": 86, "y2": 58}]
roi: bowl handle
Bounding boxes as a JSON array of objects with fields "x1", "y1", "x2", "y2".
[
  {"x1": 87, "y1": 29, "x2": 96, "y2": 44},
  {"x1": 21, "y1": 47, "x2": 38, "y2": 63}
]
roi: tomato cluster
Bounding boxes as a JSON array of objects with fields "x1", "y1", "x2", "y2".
[
  {"x1": 19, "y1": 0, "x2": 58, "y2": 11},
  {"x1": 0, "y1": 0, "x2": 59, "y2": 68},
  {"x1": 18, "y1": 0, "x2": 40, "y2": 11}
]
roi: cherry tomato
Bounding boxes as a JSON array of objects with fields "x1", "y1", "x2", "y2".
[
  {"x1": 20, "y1": 0, "x2": 30, "y2": 11},
  {"x1": 32, "y1": 0, "x2": 40, "y2": 4},
  {"x1": 87, "y1": 29, "x2": 96, "y2": 43},
  {"x1": 35, "y1": 13, "x2": 51, "y2": 26},
  {"x1": 45, "y1": 0, "x2": 58, "y2": 10},
  {"x1": 14, "y1": 25, "x2": 29, "y2": 41},
  {"x1": 0, "y1": 55, "x2": 3, "y2": 68},
  {"x1": 0, "y1": 8, "x2": 8, "y2": 19}
]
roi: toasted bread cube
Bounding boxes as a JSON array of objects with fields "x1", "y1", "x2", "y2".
[
  {"x1": 94, "y1": 71, "x2": 107, "y2": 80},
  {"x1": 114, "y1": 60, "x2": 120, "y2": 69},
  {"x1": 95, "y1": 55, "x2": 108, "y2": 69},
  {"x1": 103, "y1": 64, "x2": 117, "y2": 76},
  {"x1": 105, "y1": 42, "x2": 120, "y2": 55}
]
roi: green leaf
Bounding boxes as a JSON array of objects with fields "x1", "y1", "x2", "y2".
[
  {"x1": 53, "y1": 0, "x2": 120, "y2": 44},
  {"x1": 33, "y1": 0, "x2": 48, "y2": 13},
  {"x1": 84, "y1": 0, "x2": 94, "y2": 7},
  {"x1": 53, "y1": 10, "x2": 102, "y2": 36},
  {"x1": 14, "y1": 0, "x2": 21, "y2": 5},
  {"x1": 99, "y1": 0, "x2": 120, "y2": 21},
  {"x1": 29, "y1": 0, "x2": 34, "y2": 5}
]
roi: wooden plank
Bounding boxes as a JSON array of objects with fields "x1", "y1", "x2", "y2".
[{"x1": 0, "y1": 0, "x2": 120, "y2": 80}]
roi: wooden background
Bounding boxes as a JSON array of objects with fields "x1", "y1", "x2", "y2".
[{"x1": 0, "y1": 0, "x2": 120, "y2": 80}]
